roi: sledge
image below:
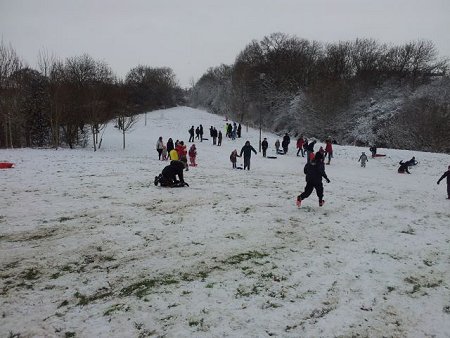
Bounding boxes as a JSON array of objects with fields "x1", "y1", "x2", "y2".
[
  {"x1": 0, "y1": 162, "x2": 15, "y2": 169},
  {"x1": 372, "y1": 154, "x2": 386, "y2": 157},
  {"x1": 267, "y1": 156, "x2": 277, "y2": 159}
]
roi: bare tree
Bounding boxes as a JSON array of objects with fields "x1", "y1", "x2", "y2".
[{"x1": 0, "y1": 40, "x2": 23, "y2": 148}]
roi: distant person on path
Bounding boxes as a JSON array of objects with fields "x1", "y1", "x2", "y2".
[
  {"x1": 240, "y1": 140, "x2": 257, "y2": 170},
  {"x1": 237, "y1": 123, "x2": 242, "y2": 138},
  {"x1": 195, "y1": 126, "x2": 200, "y2": 140},
  {"x1": 324, "y1": 139, "x2": 333, "y2": 165},
  {"x1": 218, "y1": 131, "x2": 222, "y2": 146},
  {"x1": 154, "y1": 160, "x2": 188, "y2": 187},
  {"x1": 167, "y1": 138, "x2": 174, "y2": 155},
  {"x1": 369, "y1": 146, "x2": 377, "y2": 158},
  {"x1": 230, "y1": 149, "x2": 240, "y2": 169},
  {"x1": 199, "y1": 125, "x2": 204, "y2": 142},
  {"x1": 296, "y1": 136, "x2": 305, "y2": 157},
  {"x1": 212, "y1": 127, "x2": 218, "y2": 145},
  {"x1": 306, "y1": 140, "x2": 316, "y2": 163},
  {"x1": 176, "y1": 141, "x2": 188, "y2": 170},
  {"x1": 296, "y1": 152, "x2": 330, "y2": 207},
  {"x1": 161, "y1": 145, "x2": 168, "y2": 161},
  {"x1": 188, "y1": 144, "x2": 197, "y2": 167},
  {"x1": 275, "y1": 139, "x2": 281, "y2": 154},
  {"x1": 261, "y1": 137, "x2": 268, "y2": 157},
  {"x1": 282, "y1": 133, "x2": 290, "y2": 154},
  {"x1": 188, "y1": 126, "x2": 195, "y2": 142},
  {"x1": 437, "y1": 165, "x2": 450, "y2": 199},
  {"x1": 398, "y1": 161, "x2": 411, "y2": 174},
  {"x1": 358, "y1": 152, "x2": 368, "y2": 167},
  {"x1": 156, "y1": 136, "x2": 164, "y2": 160}
]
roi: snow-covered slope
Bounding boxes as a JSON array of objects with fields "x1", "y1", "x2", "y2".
[{"x1": 1, "y1": 107, "x2": 449, "y2": 337}]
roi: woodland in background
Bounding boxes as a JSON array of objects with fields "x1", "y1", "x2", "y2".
[
  {"x1": 190, "y1": 33, "x2": 450, "y2": 153},
  {"x1": 0, "y1": 42, "x2": 185, "y2": 149}
]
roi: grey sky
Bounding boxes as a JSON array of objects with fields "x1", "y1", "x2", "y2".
[{"x1": 1, "y1": 0, "x2": 449, "y2": 87}]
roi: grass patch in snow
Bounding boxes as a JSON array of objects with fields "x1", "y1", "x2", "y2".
[
  {"x1": 120, "y1": 275, "x2": 179, "y2": 298},
  {"x1": 74, "y1": 289, "x2": 113, "y2": 306},
  {"x1": 221, "y1": 251, "x2": 269, "y2": 265}
]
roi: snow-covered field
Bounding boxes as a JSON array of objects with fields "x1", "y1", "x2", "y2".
[{"x1": 1, "y1": 107, "x2": 449, "y2": 338}]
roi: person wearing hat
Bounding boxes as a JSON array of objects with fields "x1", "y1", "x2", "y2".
[
  {"x1": 437, "y1": 165, "x2": 450, "y2": 199},
  {"x1": 261, "y1": 138, "x2": 269, "y2": 157},
  {"x1": 297, "y1": 151, "x2": 330, "y2": 207}
]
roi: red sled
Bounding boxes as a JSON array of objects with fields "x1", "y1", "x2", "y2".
[{"x1": 0, "y1": 162, "x2": 15, "y2": 169}]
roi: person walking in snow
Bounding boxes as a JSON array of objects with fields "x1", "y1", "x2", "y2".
[
  {"x1": 188, "y1": 126, "x2": 195, "y2": 142},
  {"x1": 188, "y1": 144, "x2": 197, "y2": 167},
  {"x1": 296, "y1": 136, "x2": 305, "y2": 157},
  {"x1": 240, "y1": 140, "x2": 257, "y2": 170},
  {"x1": 437, "y1": 165, "x2": 450, "y2": 199},
  {"x1": 358, "y1": 152, "x2": 368, "y2": 167},
  {"x1": 261, "y1": 138, "x2": 269, "y2": 157},
  {"x1": 199, "y1": 125, "x2": 204, "y2": 142},
  {"x1": 218, "y1": 131, "x2": 222, "y2": 146},
  {"x1": 306, "y1": 140, "x2": 316, "y2": 163},
  {"x1": 230, "y1": 149, "x2": 240, "y2": 169},
  {"x1": 195, "y1": 126, "x2": 200, "y2": 140},
  {"x1": 275, "y1": 139, "x2": 281, "y2": 154},
  {"x1": 176, "y1": 141, "x2": 188, "y2": 171},
  {"x1": 296, "y1": 152, "x2": 330, "y2": 207},
  {"x1": 156, "y1": 136, "x2": 164, "y2": 160},
  {"x1": 324, "y1": 139, "x2": 333, "y2": 165},
  {"x1": 282, "y1": 133, "x2": 290, "y2": 154},
  {"x1": 167, "y1": 138, "x2": 174, "y2": 154},
  {"x1": 237, "y1": 123, "x2": 242, "y2": 138},
  {"x1": 161, "y1": 145, "x2": 168, "y2": 161}
]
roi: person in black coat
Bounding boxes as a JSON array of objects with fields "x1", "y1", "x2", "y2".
[
  {"x1": 437, "y1": 165, "x2": 450, "y2": 199},
  {"x1": 297, "y1": 152, "x2": 330, "y2": 207},
  {"x1": 282, "y1": 133, "x2": 290, "y2": 154},
  {"x1": 155, "y1": 160, "x2": 186, "y2": 187},
  {"x1": 239, "y1": 140, "x2": 257, "y2": 170},
  {"x1": 199, "y1": 125, "x2": 204, "y2": 142},
  {"x1": 261, "y1": 138, "x2": 269, "y2": 157},
  {"x1": 306, "y1": 140, "x2": 316, "y2": 163},
  {"x1": 188, "y1": 126, "x2": 195, "y2": 142},
  {"x1": 398, "y1": 161, "x2": 411, "y2": 174},
  {"x1": 166, "y1": 138, "x2": 174, "y2": 154}
]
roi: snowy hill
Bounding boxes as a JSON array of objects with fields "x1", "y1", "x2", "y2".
[{"x1": 1, "y1": 107, "x2": 449, "y2": 337}]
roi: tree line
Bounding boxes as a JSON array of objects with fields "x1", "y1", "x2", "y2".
[
  {"x1": 190, "y1": 33, "x2": 449, "y2": 152},
  {"x1": 0, "y1": 42, "x2": 185, "y2": 149}
]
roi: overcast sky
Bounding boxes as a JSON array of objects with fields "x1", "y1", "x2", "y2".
[{"x1": 1, "y1": 0, "x2": 449, "y2": 87}]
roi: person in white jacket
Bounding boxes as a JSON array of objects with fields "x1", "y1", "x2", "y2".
[{"x1": 156, "y1": 136, "x2": 164, "y2": 160}]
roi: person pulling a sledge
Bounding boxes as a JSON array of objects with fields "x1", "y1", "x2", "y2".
[{"x1": 296, "y1": 152, "x2": 330, "y2": 207}]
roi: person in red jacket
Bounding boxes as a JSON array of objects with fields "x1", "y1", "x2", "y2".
[
  {"x1": 437, "y1": 165, "x2": 450, "y2": 199},
  {"x1": 176, "y1": 141, "x2": 189, "y2": 171},
  {"x1": 188, "y1": 144, "x2": 197, "y2": 167},
  {"x1": 296, "y1": 136, "x2": 305, "y2": 157},
  {"x1": 324, "y1": 139, "x2": 333, "y2": 165}
]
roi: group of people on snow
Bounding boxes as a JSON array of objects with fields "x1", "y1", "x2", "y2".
[{"x1": 155, "y1": 127, "x2": 450, "y2": 201}]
